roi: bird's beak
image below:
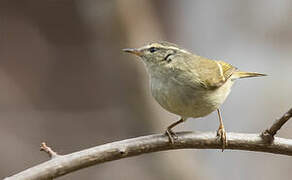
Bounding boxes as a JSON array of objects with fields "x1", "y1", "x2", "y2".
[{"x1": 123, "y1": 48, "x2": 142, "y2": 57}]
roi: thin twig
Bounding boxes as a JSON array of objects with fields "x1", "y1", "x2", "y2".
[
  {"x1": 261, "y1": 108, "x2": 292, "y2": 142},
  {"x1": 5, "y1": 132, "x2": 292, "y2": 180},
  {"x1": 40, "y1": 142, "x2": 59, "y2": 159}
]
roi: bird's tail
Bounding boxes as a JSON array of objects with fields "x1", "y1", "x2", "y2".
[{"x1": 233, "y1": 71, "x2": 267, "y2": 79}]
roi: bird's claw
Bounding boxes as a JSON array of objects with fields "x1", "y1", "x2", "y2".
[
  {"x1": 165, "y1": 129, "x2": 178, "y2": 144},
  {"x1": 217, "y1": 126, "x2": 227, "y2": 151}
]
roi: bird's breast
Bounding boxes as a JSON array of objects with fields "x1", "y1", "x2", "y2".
[{"x1": 150, "y1": 75, "x2": 233, "y2": 118}]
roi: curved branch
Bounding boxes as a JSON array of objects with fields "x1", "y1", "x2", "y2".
[{"x1": 5, "y1": 131, "x2": 292, "y2": 180}]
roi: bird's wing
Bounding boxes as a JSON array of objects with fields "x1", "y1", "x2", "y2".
[
  {"x1": 172, "y1": 54, "x2": 237, "y2": 90},
  {"x1": 216, "y1": 60, "x2": 238, "y2": 82}
]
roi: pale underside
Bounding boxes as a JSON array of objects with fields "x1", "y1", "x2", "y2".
[
  {"x1": 148, "y1": 54, "x2": 237, "y2": 118},
  {"x1": 151, "y1": 76, "x2": 234, "y2": 118}
]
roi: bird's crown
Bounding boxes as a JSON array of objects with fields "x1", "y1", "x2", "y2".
[{"x1": 141, "y1": 41, "x2": 190, "y2": 54}]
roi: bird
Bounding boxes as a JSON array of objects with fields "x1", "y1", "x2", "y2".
[{"x1": 123, "y1": 41, "x2": 266, "y2": 150}]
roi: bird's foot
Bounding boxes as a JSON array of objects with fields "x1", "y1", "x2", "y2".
[
  {"x1": 165, "y1": 129, "x2": 178, "y2": 144},
  {"x1": 217, "y1": 126, "x2": 227, "y2": 152}
]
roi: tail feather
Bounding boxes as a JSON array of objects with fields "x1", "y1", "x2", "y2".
[{"x1": 233, "y1": 71, "x2": 267, "y2": 79}]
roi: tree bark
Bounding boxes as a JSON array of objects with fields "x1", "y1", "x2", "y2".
[{"x1": 5, "y1": 131, "x2": 292, "y2": 180}]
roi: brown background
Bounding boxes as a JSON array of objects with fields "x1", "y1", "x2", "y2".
[{"x1": 1, "y1": 1, "x2": 292, "y2": 180}]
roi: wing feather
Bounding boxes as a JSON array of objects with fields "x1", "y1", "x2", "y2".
[{"x1": 170, "y1": 54, "x2": 237, "y2": 90}]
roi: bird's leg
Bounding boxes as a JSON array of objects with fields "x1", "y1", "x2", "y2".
[
  {"x1": 216, "y1": 109, "x2": 227, "y2": 151},
  {"x1": 165, "y1": 118, "x2": 184, "y2": 144}
]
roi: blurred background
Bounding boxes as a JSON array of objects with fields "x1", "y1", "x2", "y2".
[{"x1": 1, "y1": 0, "x2": 292, "y2": 179}]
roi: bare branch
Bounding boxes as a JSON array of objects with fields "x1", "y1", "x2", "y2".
[
  {"x1": 40, "y1": 142, "x2": 59, "y2": 159},
  {"x1": 261, "y1": 108, "x2": 292, "y2": 142},
  {"x1": 5, "y1": 132, "x2": 292, "y2": 180}
]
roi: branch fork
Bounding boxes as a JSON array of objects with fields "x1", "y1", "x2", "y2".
[{"x1": 261, "y1": 108, "x2": 292, "y2": 142}]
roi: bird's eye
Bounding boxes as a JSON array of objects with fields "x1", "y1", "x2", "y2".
[{"x1": 149, "y1": 47, "x2": 157, "y2": 53}]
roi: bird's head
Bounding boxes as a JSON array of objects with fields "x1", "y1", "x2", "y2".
[{"x1": 123, "y1": 42, "x2": 190, "y2": 67}]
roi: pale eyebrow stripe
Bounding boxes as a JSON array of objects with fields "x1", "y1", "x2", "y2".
[{"x1": 143, "y1": 44, "x2": 191, "y2": 54}]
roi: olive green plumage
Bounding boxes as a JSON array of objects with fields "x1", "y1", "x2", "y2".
[{"x1": 123, "y1": 41, "x2": 266, "y2": 149}]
